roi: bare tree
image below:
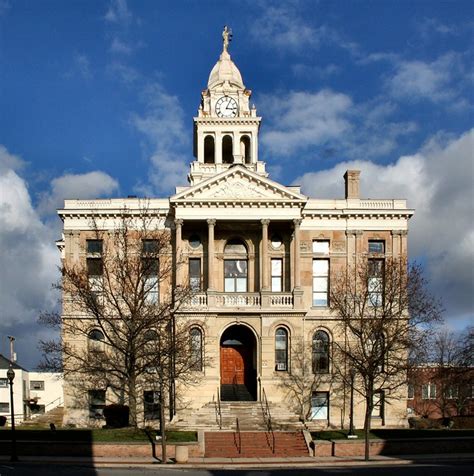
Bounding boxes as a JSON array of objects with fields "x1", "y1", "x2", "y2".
[
  {"x1": 38, "y1": 209, "x2": 204, "y2": 462},
  {"x1": 330, "y1": 257, "x2": 442, "y2": 460}
]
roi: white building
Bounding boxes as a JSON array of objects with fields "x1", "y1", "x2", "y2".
[{"x1": 0, "y1": 354, "x2": 63, "y2": 425}]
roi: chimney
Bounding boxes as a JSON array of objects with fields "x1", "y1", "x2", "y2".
[{"x1": 344, "y1": 170, "x2": 360, "y2": 199}]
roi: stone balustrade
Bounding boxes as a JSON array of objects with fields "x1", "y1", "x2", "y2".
[{"x1": 184, "y1": 292, "x2": 295, "y2": 310}]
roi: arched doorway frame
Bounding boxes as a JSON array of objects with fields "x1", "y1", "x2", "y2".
[{"x1": 218, "y1": 321, "x2": 261, "y2": 401}]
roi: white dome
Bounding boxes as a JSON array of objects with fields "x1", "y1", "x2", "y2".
[{"x1": 208, "y1": 51, "x2": 244, "y2": 89}]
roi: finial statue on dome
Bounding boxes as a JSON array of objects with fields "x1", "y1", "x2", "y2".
[{"x1": 222, "y1": 25, "x2": 232, "y2": 53}]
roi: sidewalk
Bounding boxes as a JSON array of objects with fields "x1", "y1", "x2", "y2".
[{"x1": 0, "y1": 452, "x2": 473, "y2": 468}]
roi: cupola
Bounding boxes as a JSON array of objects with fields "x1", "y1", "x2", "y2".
[{"x1": 189, "y1": 27, "x2": 266, "y2": 186}]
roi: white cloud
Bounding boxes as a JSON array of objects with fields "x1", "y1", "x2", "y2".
[
  {"x1": 108, "y1": 61, "x2": 140, "y2": 84},
  {"x1": 259, "y1": 90, "x2": 416, "y2": 160},
  {"x1": 105, "y1": 0, "x2": 133, "y2": 25},
  {"x1": 250, "y1": 5, "x2": 325, "y2": 51},
  {"x1": 130, "y1": 82, "x2": 190, "y2": 194},
  {"x1": 388, "y1": 55, "x2": 453, "y2": 102},
  {"x1": 260, "y1": 90, "x2": 353, "y2": 156},
  {"x1": 73, "y1": 53, "x2": 92, "y2": 80},
  {"x1": 0, "y1": 145, "x2": 24, "y2": 173},
  {"x1": 0, "y1": 146, "x2": 59, "y2": 338},
  {"x1": 110, "y1": 37, "x2": 133, "y2": 55},
  {"x1": 295, "y1": 129, "x2": 474, "y2": 321},
  {"x1": 37, "y1": 171, "x2": 119, "y2": 216}
]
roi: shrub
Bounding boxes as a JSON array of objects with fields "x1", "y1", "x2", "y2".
[
  {"x1": 0, "y1": 416, "x2": 6, "y2": 427},
  {"x1": 103, "y1": 404, "x2": 129, "y2": 428},
  {"x1": 408, "y1": 417, "x2": 442, "y2": 430}
]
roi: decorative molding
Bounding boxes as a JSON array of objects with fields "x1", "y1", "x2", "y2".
[{"x1": 207, "y1": 218, "x2": 216, "y2": 227}]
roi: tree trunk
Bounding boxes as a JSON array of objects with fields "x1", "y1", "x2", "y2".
[
  {"x1": 160, "y1": 380, "x2": 167, "y2": 464},
  {"x1": 364, "y1": 397, "x2": 372, "y2": 461},
  {"x1": 128, "y1": 375, "x2": 137, "y2": 427}
]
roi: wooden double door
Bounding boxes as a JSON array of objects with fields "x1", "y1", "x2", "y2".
[{"x1": 220, "y1": 346, "x2": 252, "y2": 385}]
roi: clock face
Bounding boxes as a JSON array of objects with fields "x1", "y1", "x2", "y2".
[{"x1": 215, "y1": 96, "x2": 238, "y2": 118}]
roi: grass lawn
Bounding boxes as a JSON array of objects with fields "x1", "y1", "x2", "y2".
[
  {"x1": 312, "y1": 428, "x2": 474, "y2": 440},
  {"x1": 0, "y1": 427, "x2": 197, "y2": 443}
]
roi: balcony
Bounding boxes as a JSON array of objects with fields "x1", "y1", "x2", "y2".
[{"x1": 183, "y1": 291, "x2": 301, "y2": 311}]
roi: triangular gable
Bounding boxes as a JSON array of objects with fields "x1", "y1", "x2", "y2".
[{"x1": 171, "y1": 166, "x2": 306, "y2": 203}]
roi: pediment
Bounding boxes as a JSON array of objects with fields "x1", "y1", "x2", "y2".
[{"x1": 172, "y1": 166, "x2": 306, "y2": 204}]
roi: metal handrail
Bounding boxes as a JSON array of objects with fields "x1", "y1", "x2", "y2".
[
  {"x1": 261, "y1": 387, "x2": 275, "y2": 453},
  {"x1": 215, "y1": 387, "x2": 222, "y2": 430},
  {"x1": 43, "y1": 396, "x2": 63, "y2": 412},
  {"x1": 234, "y1": 417, "x2": 242, "y2": 454}
]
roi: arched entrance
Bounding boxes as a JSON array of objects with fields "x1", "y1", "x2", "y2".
[{"x1": 220, "y1": 325, "x2": 257, "y2": 401}]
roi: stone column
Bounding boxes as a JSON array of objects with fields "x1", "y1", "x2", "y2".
[
  {"x1": 293, "y1": 219, "x2": 302, "y2": 289},
  {"x1": 175, "y1": 219, "x2": 184, "y2": 286},
  {"x1": 207, "y1": 219, "x2": 216, "y2": 291},
  {"x1": 261, "y1": 219, "x2": 270, "y2": 291},
  {"x1": 215, "y1": 133, "x2": 222, "y2": 164}
]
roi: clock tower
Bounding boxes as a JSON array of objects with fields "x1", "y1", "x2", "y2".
[{"x1": 189, "y1": 26, "x2": 266, "y2": 185}]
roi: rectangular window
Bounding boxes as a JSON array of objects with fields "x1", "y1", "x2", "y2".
[
  {"x1": 271, "y1": 258, "x2": 283, "y2": 292},
  {"x1": 87, "y1": 258, "x2": 103, "y2": 276},
  {"x1": 407, "y1": 383, "x2": 414, "y2": 400},
  {"x1": 445, "y1": 386, "x2": 458, "y2": 399},
  {"x1": 144, "y1": 390, "x2": 161, "y2": 420},
  {"x1": 86, "y1": 239, "x2": 103, "y2": 254},
  {"x1": 368, "y1": 259, "x2": 384, "y2": 307},
  {"x1": 142, "y1": 239, "x2": 158, "y2": 254},
  {"x1": 143, "y1": 257, "x2": 159, "y2": 303},
  {"x1": 89, "y1": 390, "x2": 106, "y2": 419},
  {"x1": 371, "y1": 391, "x2": 384, "y2": 418},
  {"x1": 310, "y1": 392, "x2": 329, "y2": 420},
  {"x1": 189, "y1": 258, "x2": 201, "y2": 292},
  {"x1": 312, "y1": 240, "x2": 330, "y2": 255},
  {"x1": 30, "y1": 380, "x2": 45, "y2": 391},
  {"x1": 0, "y1": 378, "x2": 7, "y2": 388},
  {"x1": 224, "y1": 260, "x2": 247, "y2": 292},
  {"x1": 368, "y1": 240, "x2": 385, "y2": 254},
  {"x1": 313, "y1": 259, "x2": 329, "y2": 306},
  {"x1": 0, "y1": 402, "x2": 9, "y2": 413},
  {"x1": 422, "y1": 383, "x2": 436, "y2": 400}
]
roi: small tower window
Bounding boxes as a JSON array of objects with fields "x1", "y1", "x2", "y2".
[
  {"x1": 204, "y1": 135, "x2": 215, "y2": 164},
  {"x1": 222, "y1": 135, "x2": 233, "y2": 164},
  {"x1": 240, "y1": 135, "x2": 251, "y2": 164}
]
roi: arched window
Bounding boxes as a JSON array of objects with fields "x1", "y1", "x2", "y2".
[
  {"x1": 312, "y1": 330, "x2": 329, "y2": 373},
  {"x1": 222, "y1": 135, "x2": 233, "y2": 164},
  {"x1": 144, "y1": 329, "x2": 159, "y2": 342},
  {"x1": 204, "y1": 135, "x2": 215, "y2": 164},
  {"x1": 240, "y1": 135, "x2": 251, "y2": 164},
  {"x1": 367, "y1": 332, "x2": 385, "y2": 372},
  {"x1": 224, "y1": 239, "x2": 248, "y2": 292},
  {"x1": 275, "y1": 328, "x2": 288, "y2": 371},
  {"x1": 190, "y1": 327, "x2": 203, "y2": 371},
  {"x1": 88, "y1": 329, "x2": 105, "y2": 353}
]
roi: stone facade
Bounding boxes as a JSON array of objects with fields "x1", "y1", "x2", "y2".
[{"x1": 58, "y1": 32, "x2": 413, "y2": 429}]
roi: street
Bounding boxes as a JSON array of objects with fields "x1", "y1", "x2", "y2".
[{"x1": 0, "y1": 462, "x2": 473, "y2": 476}]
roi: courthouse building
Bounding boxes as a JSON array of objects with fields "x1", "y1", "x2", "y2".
[{"x1": 58, "y1": 31, "x2": 413, "y2": 429}]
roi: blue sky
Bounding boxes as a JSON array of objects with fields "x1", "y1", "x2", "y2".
[{"x1": 0, "y1": 0, "x2": 473, "y2": 368}]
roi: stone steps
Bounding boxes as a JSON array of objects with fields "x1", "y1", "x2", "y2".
[
  {"x1": 23, "y1": 406, "x2": 64, "y2": 427},
  {"x1": 204, "y1": 431, "x2": 309, "y2": 458},
  {"x1": 170, "y1": 401, "x2": 303, "y2": 431}
]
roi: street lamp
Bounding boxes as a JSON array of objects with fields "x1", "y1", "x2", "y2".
[
  {"x1": 348, "y1": 367, "x2": 358, "y2": 439},
  {"x1": 7, "y1": 365, "x2": 18, "y2": 461}
]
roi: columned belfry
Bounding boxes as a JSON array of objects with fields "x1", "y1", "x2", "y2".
[{"x1": 190, "y1": 26, "x2": 266, "y2": 185}]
